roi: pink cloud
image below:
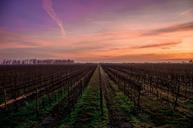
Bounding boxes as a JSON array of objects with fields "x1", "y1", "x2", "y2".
[
  {"x1": 132, "y1": 41, "x2": 181, "y2": 49},
  {"x1": 42, "y1": 0, "x2": 66, "y2": 36}
]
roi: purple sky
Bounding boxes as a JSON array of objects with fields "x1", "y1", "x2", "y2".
[{"x1": 0, "y1": 0, "x2": 193, "y2": 62}]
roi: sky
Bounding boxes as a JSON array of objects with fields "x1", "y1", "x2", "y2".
[{"x1": 0, "y1": 0, "x2": 193, "y2": 62}]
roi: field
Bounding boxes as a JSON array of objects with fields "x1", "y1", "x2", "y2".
[{"x1": 0, "y1": 63, "x2": 193, "y2": 128}]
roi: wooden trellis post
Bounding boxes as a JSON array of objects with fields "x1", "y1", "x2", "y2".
[
  {"x1": 123, "y1": 80, "x2": 126, "y2": 94},
  {"x1": 67, "y1": 80, "x2": 70, "y2": 103},
  {"x1": 3, "y1": 88, "x2": 7, "y2": 109},
  {"x1": 14, "y1": 76, "x2": 18, "y2": 111},
  {"x1": 36, "y1": 88, "x2": 39, "y2": 116},
  {"x1": 173, "y1": 84, "x2": 180, "y2": 111},
  {"x1": 137, "y1": 86, "x2": 141, "y2": 108}
]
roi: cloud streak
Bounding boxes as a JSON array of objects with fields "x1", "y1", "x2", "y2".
[
  {"x1": 133, "y1": 41, "x2": 180, "y2": 49},
  {"x1": 180, "y1": 8, "x2": 193, "y2": 16},
  {"x1": 143, "y1": 21, "x2": 193, "y2": 35},
  {"x1": 96, "y1": 52, "x2": 193, "y2": 63},
  {"x1": 42, "y1": 0, "x2": 65, "y2": 36}
]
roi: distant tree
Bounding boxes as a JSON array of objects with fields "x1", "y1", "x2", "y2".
[{"x1": 189, "y1": 60, "x2": 193, "y2": 63}]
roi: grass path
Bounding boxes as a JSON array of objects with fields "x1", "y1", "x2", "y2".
[
  {"x1": 100, "y1": 67, "x2": 135, "y2": 128},
  {"x1": 59, "y1": 66, "x2": 109, "y2": 128}
]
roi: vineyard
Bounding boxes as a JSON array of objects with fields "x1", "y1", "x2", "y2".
[{"x1": 0, "y1": 63, "x2": 193, "y2": 128}]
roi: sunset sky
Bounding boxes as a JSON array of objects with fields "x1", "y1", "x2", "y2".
[{"x1": 0, "y1": 0, "x2": 193, "y2": 62}]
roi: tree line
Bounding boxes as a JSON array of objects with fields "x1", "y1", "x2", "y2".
[{"x1": 1, "y1": 59, "x2": 74, "y2": 65}]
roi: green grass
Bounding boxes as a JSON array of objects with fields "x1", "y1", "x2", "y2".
[
  {"x1": 59, "y1": 67, "x2": 109, "y2": 128},
  {"x1": 0, "y1": 89, "x2": 67, "y2": 128},
  {"x1": 184, "y1": 100, "x2": 193, "y2": 110},
  {"x1": 115, "y1": 92, "x2": 134, "y2": 114},
  {"x1": 107, "y1": 79, "x2": 135, "y2": 121},
  {"x1": 126, "y1": 96, "x2": 193, "y2": 128},
  {"x1": 108, "y1": 79, "x2": 135, "y2": 111},
  {"x1": 108, "y1": 77, "x2": 193, "y2": 128}
]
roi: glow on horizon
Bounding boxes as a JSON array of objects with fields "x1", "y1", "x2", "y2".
[{"x1": 0, "y1": 0, "x2": 193, "y2": 62}]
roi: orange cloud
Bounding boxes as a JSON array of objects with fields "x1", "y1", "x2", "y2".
[
  {"x1": 1, "y1": 20, "x2": 193, "y2": 62},
  {"x1": 143, "y1": 21, "x2": 193, "y2": 35},
  {"x1": 132, "y1": 41, "x2": 181, "y2": 49}
]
